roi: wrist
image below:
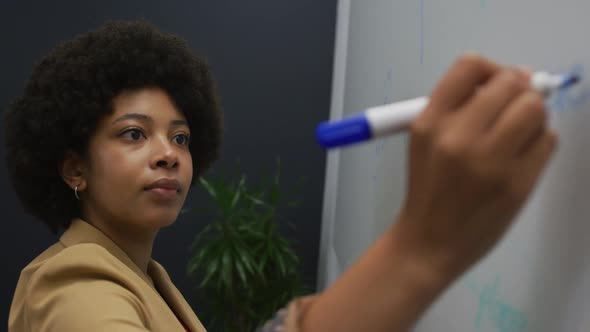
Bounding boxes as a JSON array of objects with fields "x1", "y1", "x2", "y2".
[
  {"x1": 386, "y1": 214, "x2": 463, "y2": 292},
  {"x1": 301, "y1": 214, "x2": 460, "y2": 332}
]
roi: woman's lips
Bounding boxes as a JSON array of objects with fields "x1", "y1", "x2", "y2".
[
  {"x1": 144, "y1": 178, "x2": 181, "y2": 200},
  {"x1": 145, "y1": 187, "x2": 179, "y2": 200}
]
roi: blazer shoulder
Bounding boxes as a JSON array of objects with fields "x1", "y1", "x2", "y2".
[
  {"x1": 25, "y1": 243, "x2": 148, "y2": 326},
  {"x1": 11, "y1": 244, "x2": 152, "y2": 332},
  {"x1": 32, "y1": 243, "x2": 125, "y2": 276},
  {"x1": 25, "y1": 243, "x2": 144, "y2": 298}
]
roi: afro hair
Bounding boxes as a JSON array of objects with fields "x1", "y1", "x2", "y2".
[{"x1": 4, "y1": 20, "x2": 223, "y2": 233}]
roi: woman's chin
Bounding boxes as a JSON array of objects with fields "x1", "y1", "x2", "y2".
[{"x1": 138, "y1": 210, "x2": 180, "y2": 230}]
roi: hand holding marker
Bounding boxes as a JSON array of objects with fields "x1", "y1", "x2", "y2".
[{"x1": 316, "y1": 70, "x2": 581, "y2": 149}]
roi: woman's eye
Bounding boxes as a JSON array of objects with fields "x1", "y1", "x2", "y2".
[
  {"x1": 174, "y1": 133, "x2": 190, "y2": 146},
  {"x1": 121, "y1": 128, "x2": 145, "y2": 141}
]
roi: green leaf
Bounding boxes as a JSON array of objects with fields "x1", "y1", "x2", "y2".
[
  {"x1": 220, "y1": 249, "x2": 233, "y2": 291},
  {"x1": 230, "y1": 175, "x2": 246, "y2": 209},
  {"x1": 245, "y1": 192, "x2": 266, "y2": 206},
  {"x1": 258, "y1": 249, "x2": 270, "y2": 275},
  {"x1": 198, "y1": 177, "x2": 217, "y2": 199},
  {"x1": 273, "y1": 248, "x2": 288, "y2": 277},
  {"x1": 234, "y1": 241, "x2": 258, "y2": 276},
  {"x1": 232, "y1": 248, "x2": 249, "y2": 287},
  {"x1": 189, "y1": 224, "x2": 214, "y2": 251},
  {"x1": 187, "y1": 162, "x2": 310, "y2": 329},
  {"x1": 199, "y1": 254, "x2": 220, "y2": 288},
  {"x1": 187, "y1": 247, "x2": 208, "y2": 275}
]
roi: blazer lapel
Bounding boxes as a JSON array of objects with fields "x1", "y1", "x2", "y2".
[
  {"x1": 59, "y1": 218, "x2": 154, "y2": 287},
  {"x1": 149, "y1": 261, "x2": 207, "y2": 332}
]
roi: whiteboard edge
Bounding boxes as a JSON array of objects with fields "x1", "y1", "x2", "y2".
[{"x1": 316, "y1": 0, "x2": 351, "y2": 291}]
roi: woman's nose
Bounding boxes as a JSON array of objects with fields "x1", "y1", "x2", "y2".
[{"x1": 150, "y1": 137, "x2": 178, "y2": 169}]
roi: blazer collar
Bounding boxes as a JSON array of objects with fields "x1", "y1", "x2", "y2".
[
  {"x1": 59, "y1": 218, "x2": 206, "y2": 331},
  {"x1": 149, "y1": 261, "x2": 207, "y2": 331},
  {"x1": 59, "y1": 218, "x2": 155, "y2": 287}
]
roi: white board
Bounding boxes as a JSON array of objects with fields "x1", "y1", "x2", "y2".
[{"x1": 318, "y1": 1, "x2": 590, "y2": 331}]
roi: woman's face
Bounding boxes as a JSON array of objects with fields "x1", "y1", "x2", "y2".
[{"x1": 80, "y1": 87, "x2": 193, "y2": 231}]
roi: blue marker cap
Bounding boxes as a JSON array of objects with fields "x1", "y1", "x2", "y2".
[{"x1": 316, "y1": 114, "x2": 372, "y2": 148}]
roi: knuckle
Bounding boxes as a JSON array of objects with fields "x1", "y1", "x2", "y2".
[
  {"x1": 499, "y1": 69, "x2": 526, "y2": 92},
  {"x1": 435, "y1": 134, "x2": 468, "y2": 161},
  {"x1": 456, "y1": 53, "x2": 484, "y2": 70},
  {"x1": 523, "y1": 91, "x2": 546, "y2": 111},
  {"x1": 521, "y1": 92, "x2": 547, "y2": 122}
]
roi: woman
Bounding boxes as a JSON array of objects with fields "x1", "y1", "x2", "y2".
[{"x1": 5, "y1": 20, "x2": 555, "y2": 331}]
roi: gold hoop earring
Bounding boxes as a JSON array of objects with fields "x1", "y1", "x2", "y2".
[{"x1": 74, "y1": 185, "x2": 81, "y2": 200}]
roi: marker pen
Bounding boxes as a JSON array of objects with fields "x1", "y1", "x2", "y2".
[{"x1": 316, "y1": 71, "x2": 581, "y2": 149}]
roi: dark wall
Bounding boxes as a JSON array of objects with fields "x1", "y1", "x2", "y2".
[{"x1": 0, "y1": 0, "x2": 336, "y2": 328}]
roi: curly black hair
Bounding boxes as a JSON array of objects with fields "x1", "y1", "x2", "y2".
[{"x1": 3, "y1": 20, "x2": 223, "y2": 233}]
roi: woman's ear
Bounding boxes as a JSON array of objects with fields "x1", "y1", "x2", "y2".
[{"x1": 59, "y1": 150, "x2": 87, "y2": 192}]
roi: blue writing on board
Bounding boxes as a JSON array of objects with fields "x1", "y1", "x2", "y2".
[
  {"x1": 463, "y1": 273, "x2": 528, "y2": 332},
  {"x1": 547, "y1": 64, "x2": 590, "y2": 112}
]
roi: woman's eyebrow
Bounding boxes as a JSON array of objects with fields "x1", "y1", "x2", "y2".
[
  {"x1": 112, "y1": 113, "x2": 151, "y2": 125},
  {"x1": 112, "y1": 113, "x2": 188, "y2": 127},
  {"x1": 170, "y1": 119, "x2": 188, "y2": 128}
]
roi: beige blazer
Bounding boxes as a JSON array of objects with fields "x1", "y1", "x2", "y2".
[
  {"x1": 9, "y1": 219, "x2": 208, "y2": 331},
  {"x1": 9, "y1": 219, "x2": 315, "y2": 332}
]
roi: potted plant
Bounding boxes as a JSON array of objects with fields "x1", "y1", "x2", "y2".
[{"x1": 186, "y1": 165, "x2": 311, "y2": 332}]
